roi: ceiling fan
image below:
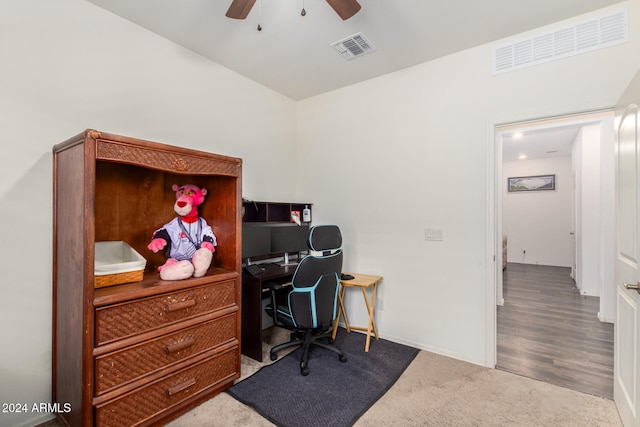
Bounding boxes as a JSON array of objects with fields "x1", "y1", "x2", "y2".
[{"x1": 226, "y1": 0, "x2": 361, "y2": 21}]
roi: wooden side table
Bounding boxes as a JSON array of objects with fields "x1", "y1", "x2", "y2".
[{"x1": 332, "y1": 273, "x2": 383, "y2": 352}]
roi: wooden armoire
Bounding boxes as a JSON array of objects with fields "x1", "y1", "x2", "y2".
[{"x1": 52, "y1": 130, "x2": 242, "y2": 426}]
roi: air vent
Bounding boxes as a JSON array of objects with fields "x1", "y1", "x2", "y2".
[
  {"x1": 331, "y1": 32, "x2": 376, "y2": 60},
  {"x1": 493, "y1": 8, "x2": 627, "y2": 75}
]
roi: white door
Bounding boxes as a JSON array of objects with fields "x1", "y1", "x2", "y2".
[
  {"x1": 615, "y1": 70, "x2": 640, "y2": 427},
  {"x1": 571, "y1": 173, "x2": 577, "y2": 280}
]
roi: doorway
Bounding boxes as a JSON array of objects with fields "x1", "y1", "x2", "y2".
[{"x1": 494, "y1": 110, "x2": 615, "y2": 397}]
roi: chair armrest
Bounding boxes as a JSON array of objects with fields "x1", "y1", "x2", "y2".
[{"x1": 267, "y1": 282, "x2": 288, "y2": 292}]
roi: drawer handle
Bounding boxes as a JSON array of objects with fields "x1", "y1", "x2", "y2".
[
  {"x1": 165, "y1": 299, "x2": 196, "y2": 313},
  {"x1": 166, "y1": 378, "x2": 196, "y2": 397},
  {"x1": 165, "y1": 337, "x2": 196, "y2": 354}
]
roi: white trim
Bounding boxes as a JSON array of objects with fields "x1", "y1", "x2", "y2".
[{"x1": 486, "y1": 121, "x2": 498, "y2": 368}]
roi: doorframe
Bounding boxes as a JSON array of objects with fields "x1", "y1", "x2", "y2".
[{"x1": 487, "y1": 108, "x2": 615, "y2": 367}]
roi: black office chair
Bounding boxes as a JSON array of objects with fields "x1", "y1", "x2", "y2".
[{"x1": 265, "y1": 225, "x2": 347, "y2": 375}]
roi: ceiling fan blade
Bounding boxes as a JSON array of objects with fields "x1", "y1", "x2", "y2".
[
  {"x1": 325, "y1": 0, "x2": 361, "y2": 20},
  {"x1": 225, "y1": 0, "x2": 257, "y2": 20}
]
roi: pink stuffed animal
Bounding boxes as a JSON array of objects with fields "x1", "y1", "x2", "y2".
[{"x1": 148, "y1": 184, "x2": 217, "y2": 280}]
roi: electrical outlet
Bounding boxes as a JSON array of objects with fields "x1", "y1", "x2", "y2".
[
  {"x1": 378, "y1": 297, "x2": 384, "y2": 310},
  {"x1": 425, "y1": 227, "x2": 443, "y2": 241}
]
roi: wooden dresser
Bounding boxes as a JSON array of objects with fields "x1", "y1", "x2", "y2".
[{"x1": 52, "y1": 130, "x2": 242, "y2": 426}]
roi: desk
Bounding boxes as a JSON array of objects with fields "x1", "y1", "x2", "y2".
[
  {"x1": 242, "y1": 263, "x2": 298, "y2": 361},
  {"x1": 332, "y1": 273, "x2": 383, "y2": 352}
]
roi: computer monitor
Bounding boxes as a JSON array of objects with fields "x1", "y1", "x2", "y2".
[
  {"x1": 242, "y1": 224, "x2": 271, "y2": 261},
  {"x1": 270, "y1": 224, "x2": 309, "y2": 265}
]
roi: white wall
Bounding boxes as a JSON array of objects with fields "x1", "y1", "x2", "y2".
[
  {"x1": 503, "y1": 157, "x2": 573, "y2": 267},
  {"x1": 297, "y1": 1, "x2": 640, "y2": 366},
  {"x1": 0, "y1": 1, "x2": 298, "y2": 426}
]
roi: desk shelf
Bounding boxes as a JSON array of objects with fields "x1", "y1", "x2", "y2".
[{"x1": 242, "y1": 200, "x2": 312, "y2": 223}]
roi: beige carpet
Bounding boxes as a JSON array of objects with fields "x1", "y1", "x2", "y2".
[{"x1": 167, "y1": 328, "x2": 622, "y2": 427}]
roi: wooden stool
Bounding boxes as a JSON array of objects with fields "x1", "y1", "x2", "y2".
[{"x1": 332, "y1": 273, "x2": 382, "y2": 352}]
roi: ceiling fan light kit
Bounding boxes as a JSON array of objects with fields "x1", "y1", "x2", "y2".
[{"x1": 226, "y1": 0, "x2": 361, "y2": 25}]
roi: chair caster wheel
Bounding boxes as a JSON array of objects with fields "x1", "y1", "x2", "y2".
[
  {"x1": 300, "y1": 360, "x2": 308, "y2": 375},
  {"x1": 270, "y1": 353, "x2": 278, "y2": 361},
  {"x1": 339, "y1": 354, "x2": 347, "y2": 363}
]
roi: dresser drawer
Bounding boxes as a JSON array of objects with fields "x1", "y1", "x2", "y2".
[
  {"x1": 95, "y1": 346, "x2": 239, "y2": 427},
  {"x1": 95, "y1": 279, "x2": 236, "y2": 346},
  {"x1": 95, "y1": 312, "x2": 237, "y2": 396}
]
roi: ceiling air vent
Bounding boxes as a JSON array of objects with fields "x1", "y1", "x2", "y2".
[
  {"x1": 331, "y1": 32, "x2": 376, "y2": 60},
  {"x1": 493, "y1": 8, "x2": 628, "y2": 75}
]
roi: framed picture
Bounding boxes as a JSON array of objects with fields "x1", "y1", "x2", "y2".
[{"x1": 508, "y1": 174, "x2": 555, "y2": 192}]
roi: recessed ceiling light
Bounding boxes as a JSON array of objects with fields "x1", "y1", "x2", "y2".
[
  {"x1": 513, "y1": 132, "x2": 523, "y2": 139},
  {"x1": 519, "y1": 154, "x2": 527, "y2": 159}
]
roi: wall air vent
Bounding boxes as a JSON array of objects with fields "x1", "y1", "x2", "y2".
[
  {"x1": 331, "y1": 32, "x2": 376, "y2": 60},
  {"x1": 493, "y1": 8, "x2": 628, "y2": 75}
]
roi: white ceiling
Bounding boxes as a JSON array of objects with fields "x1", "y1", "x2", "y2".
[
  {"x1": 500, "y1": 108, "x2": 614, "y2": 162},
  {"x1": 87, "y1": 0, "x2": 623, "y2": 101},
  {"x1": 502, "y1": 125, "x2": 582, "y2": 163}
]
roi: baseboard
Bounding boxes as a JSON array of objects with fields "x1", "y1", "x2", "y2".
[
  {"x1": 598, "y1": 311, "x2": 614, "y2": 324},
  {"x1": 579, "y1": 289, "x2": 598, "y2": 297},
  {"x1": 12, "y1": 412, "x2": 55, "y2": 427},
  {"x1": 374, "y1": 331, "x2": 492, "y2": 368}
]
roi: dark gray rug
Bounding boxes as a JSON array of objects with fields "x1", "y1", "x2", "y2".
[{"x1": 226, "y1": 329, "x2": 419, "y2": 427}]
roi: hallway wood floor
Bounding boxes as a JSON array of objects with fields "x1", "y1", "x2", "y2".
[{"x1": 496, "y1": 263, "x2": 614, "y2": 399}]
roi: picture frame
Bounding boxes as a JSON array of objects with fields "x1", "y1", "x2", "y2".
[{"x1": 508, "y1": 174, "x2": 555, "y2": 192}]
